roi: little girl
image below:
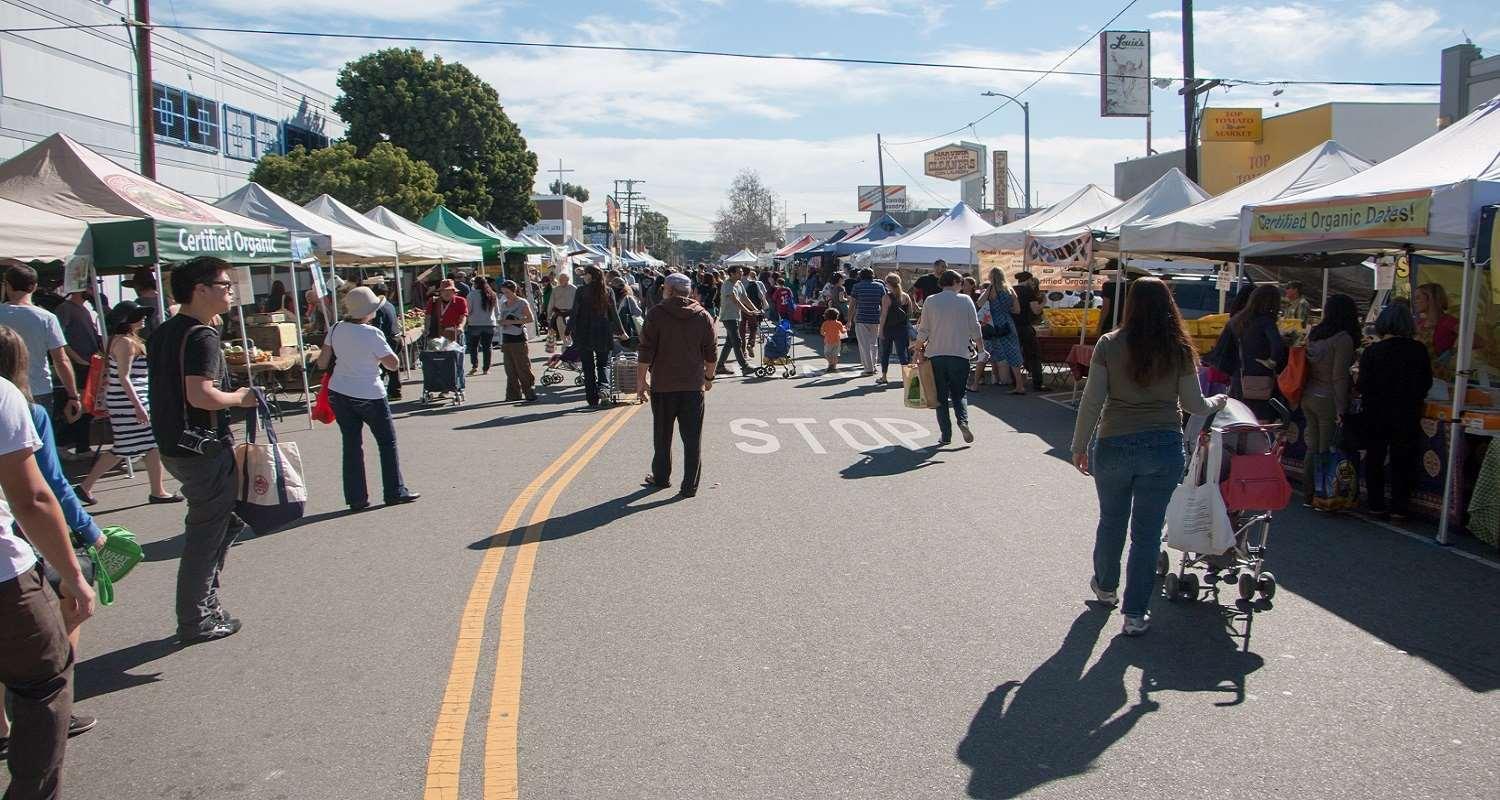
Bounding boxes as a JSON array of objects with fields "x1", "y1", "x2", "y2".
[{"x1": 820, "y1": 308, "x2": 846, "y2": 373}]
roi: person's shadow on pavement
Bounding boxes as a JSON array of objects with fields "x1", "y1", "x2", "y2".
[{"x1": 956, "y1": 606, "x2": 1264, "y2": 799}]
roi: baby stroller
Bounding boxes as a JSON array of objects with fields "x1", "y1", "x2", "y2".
[
  {"x1": 1161, "y1": 398, "x2": 1291, "y2": 609},
  {"x1": 540, "y1": 343, "x2": 585, "y2": 387},
  {"x1": 419, "y1": 341, "x2": 466, "y2": 405},
  {"x1": 755, "y1": 319, "x2": 798, "y2": 378}
]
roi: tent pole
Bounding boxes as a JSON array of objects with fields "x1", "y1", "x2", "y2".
[
  {"x1": 1437, "y1": 247, "x2": 1478, "y2": 546},
  {"x1": 1321, "y1": 268, "x2": 1330, "y2": 308},
  {"x1": 233, "y1": 266, "x2": 255, "y2": 395},
  {"x1": 151, "y1": 259, "x2": 167, "y2": 322},
  {"x1": 393, "y1": 250, "x2": 410, "y2": 378},
  {"x1": 285, "y1": 260, "x2": 314, "y2": 430},
  {"x1": 330, "y1": 253, "x2": 342, "y2": 320}
]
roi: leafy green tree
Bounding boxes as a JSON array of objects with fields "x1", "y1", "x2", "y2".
[
  {"x1": 634, "y1": 210, "x2": 672, "y2": 258},
  {"x1": 334, "y1": 48, "x2": 539, "y2": 230},
  {"x1": 676, "y1": 239, "x2": 714, "y2": 264},
  {"x1": 249, "y1": 141, "x2": 443, "y2": 220},
  {"x1": 548, "y1": 180, "x2": 590, "y2": 203}
]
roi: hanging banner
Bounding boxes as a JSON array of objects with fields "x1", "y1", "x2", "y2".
[
  {"x1": 1247, "y1": 189, "x2": 1433, "y2": 243},
  {"x1": 1025, "y1": 231, "x2": 1095, "y2": 290},
  {"x1": 1100, "y1": 30, "x2": 1150, "y2": 117},
  {"x1": 605, "y1": 195, "x2": 621, "y2": 233}
]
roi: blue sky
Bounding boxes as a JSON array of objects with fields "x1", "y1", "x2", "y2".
[{"x1": 182, "y1": 0, "x2": 1499, "y2": 239}]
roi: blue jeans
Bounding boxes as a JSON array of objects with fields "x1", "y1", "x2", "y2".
[
  {"x1": 879, "y1": 332, "x2": 909, "y2": 373},
  {"x1": 1090, "y1": 429, "x2": 1186, "y2": 617},
  {"x1": 328, "y1": 391, "x2": 409, "y2": 505},
  {"x1": 928, "y1": 355, "x2": 970, "y2": 441}
]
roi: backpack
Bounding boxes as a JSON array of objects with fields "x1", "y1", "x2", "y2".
[
  {"x1": 746, "y1": 280, "x2": 766, "y2": 311},
  {"x1": 885, "y1": 296, "x2": 910, "y2": 329}
]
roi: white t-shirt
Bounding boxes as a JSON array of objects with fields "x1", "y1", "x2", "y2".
[
  {"x1": 327, "y1": 322, "x2": 396, "y2": 400},
  {"x1": 0, "y1": 303, "x2": 65, "y2": 394},
  {"x1": 0, "y1": 377, "x2": 44, "y2": 583}
]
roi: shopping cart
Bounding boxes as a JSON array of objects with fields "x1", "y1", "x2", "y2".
[
  {"x1": 419, "y1": 347, "x2": 466, "y2": 405},
  {"x1": 607, "y1": 352, "x2": 640, "y2": 404},
  {"x1": 755, "y1": 319, "x2": 798, "y2": 378}
]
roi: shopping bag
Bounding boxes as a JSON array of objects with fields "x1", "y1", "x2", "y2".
[
  {"x1": 312, "y1": 373, "x2": 336, "y2": 424},
  {"x1": 234, "y1": 393, "x2": 306, "y2": 534},
  {"x1": 902, "y1": 363, "x2": 925, "y2": 409},
  {"x1": 1220, "y1": 446, "x2": 1292, "y2": 511},
  {"x1": 1166, "y1": 431, "x2": 1237, "y2": 555},
  {"x1": 81, "y1": 353, "x2": 107, "y2": 419},
  {"x1": 1313, "y1": 447, "x2": 1360, "y2": 511},
  {"x1": 1277, "y1": 345, "x2": 1308, "y2": 408},
  {"x1": 917, "y1": 360, "x2": 939, "y2": 408}
]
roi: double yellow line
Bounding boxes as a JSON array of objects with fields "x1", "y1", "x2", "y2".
[{"x1": 423, "y1": 402, "x2": 643, "y2": 800}]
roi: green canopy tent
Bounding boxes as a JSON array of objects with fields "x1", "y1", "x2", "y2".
[
  {"x1": 0, "y1": 133, "x2": 293, "y2": 405},
  {"x1": 420, "y1": 206, "x2": 504, "y2": 263}
]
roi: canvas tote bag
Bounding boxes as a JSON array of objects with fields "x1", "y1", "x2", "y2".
[
  {"x1": 235, "y1": 392, "x2": 307, "y2": 533},
  {"x1": 1166, "y1": 431, "x2": 1237, "y2": 555}
]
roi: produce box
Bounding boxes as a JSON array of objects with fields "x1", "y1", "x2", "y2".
[
  {"x1": 247, "y1": 323, "x2": 299, "y2": 351},
  {"x1": 248, "y1": 312, "x2": 288, "y2": 325},
  {"x1": 1195, "y1": 313, "x2": 1230, "y2": 337},
  {"x1": 1043, "y1": 308, "x2": 1100, "y2": 330},
  {"x1": 1462, "y1": 410, "x2": 1500, "y2": 431},
  {"x1": 1425, "y1": 400, "x2": 1460, "y2": 421}
]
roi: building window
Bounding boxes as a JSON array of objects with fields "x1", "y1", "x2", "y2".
[
  {"x1": 152, "y1": 83, "x2": 219, "y2": 152},
  {"x1": 223, "y1": 107, "x2": 282, "y2": 161},
  {"x1": 282, "y1": 123, "x2": 328, "y2": 153}
]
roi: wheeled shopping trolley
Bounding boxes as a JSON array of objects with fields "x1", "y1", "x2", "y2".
[
  {"x1": 419, "y1": 348, "x2": 466, "y2": 405},
  {"x1": 755, "y1": 319, "x2": 798, "y2": 378}
]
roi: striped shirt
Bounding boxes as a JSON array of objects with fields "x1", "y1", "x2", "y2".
[{"x1": 848, "y1": 279, "x2": 888, "y2": 324}]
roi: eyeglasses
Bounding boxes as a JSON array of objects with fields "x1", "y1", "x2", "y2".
[{"x1": 202, "y1": 280, "x2": 234, "y2": 291}]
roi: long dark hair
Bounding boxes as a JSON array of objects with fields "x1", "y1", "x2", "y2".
[
  {"x1": 477, "y1": 276, "x2": 498, "y2": 310},
  {"x1": 582, "y1": 265, "x2": 609, "y2": 314},
  {"x1": 1310, "y1": 293, "x2": 1361, "y2": 343},
  {"x1": 0, "y1": 325, "x2": 32, "y2": 400},
  {"x1": 1121, "y1": 277, "x2": 1196, "y2": 385},
  {"x1": 1231, "y1": 284, "x2": 1281, "y2": 334}
]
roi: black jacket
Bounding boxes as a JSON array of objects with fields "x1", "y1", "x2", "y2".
[
  {"x1": 568, "y1": 287, "x2": 624, "y2": 349},
  {"x1": 1356, "y1": 336, "x2": 1433, "y2": 432}
]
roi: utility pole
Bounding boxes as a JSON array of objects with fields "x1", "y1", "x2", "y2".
[
  {"x1": 876, "y1": 133, "x2": 888, "y2": 215},
  {"x1": 133, "y1": 0, "x2": 156, "y2": 179},
  {"x1": 1181, "y1": 0, "x2": 1198, "y2": 183},
  {"x1": 547, "y1": 158, "x2": 574, "y2": 196},
  {"x1": 616, "y1": 179, "x2": 644, "y2": 253}
]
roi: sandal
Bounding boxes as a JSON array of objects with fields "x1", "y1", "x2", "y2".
[
  {"x1": 74, "y1": 484, "x2": 98, "y2": 506},
  {"x1": 148, "y1": 493, "x2": 185, "y2": 504}
]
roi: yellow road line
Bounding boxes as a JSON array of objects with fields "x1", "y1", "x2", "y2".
[
  {"x1": 423, "y1": 406, "x2": 627, "y2": 800},
  {"x1": 485, "y1": 403, "x2": 643, "y2": 800}
]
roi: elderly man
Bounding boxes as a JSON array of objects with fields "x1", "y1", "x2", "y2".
[{"x1": 638, "y1": 273, "x2": 717, "y2": 498}]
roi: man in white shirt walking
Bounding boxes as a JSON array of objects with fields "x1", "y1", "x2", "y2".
[
  {"x1": 914, "y1": 270, "x2": 982, "y2": 446},
  {"x1": 715, "y1": 267, "x2": 755, "y2": 376},
  {"x1": 0, "y1": 264, "x2": 82, "y2": 431}
]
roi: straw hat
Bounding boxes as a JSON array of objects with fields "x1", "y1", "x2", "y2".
[{"x1": 344, "y1": 286, "x2": 382, "y2": 318}]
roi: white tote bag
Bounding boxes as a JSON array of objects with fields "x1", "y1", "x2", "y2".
[
  {"x1": 234, "y1": 395, "x2": 307, "y2": 533},
  {"x1": 1165, "y1": 431, "x2": 1236, "y2": 555}
]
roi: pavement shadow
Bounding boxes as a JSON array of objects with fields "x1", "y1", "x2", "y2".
[
  {"x1": 75, "y1": 636, "x2": 177, "y2": 701},
  {"x1": 467, "y1": 486, "x2": 681, "y2": 549},
  {"x1": 840, "y1": 446, "x2": 942, "y2": 479},
  {"x1": 824, "y1": 383, "x2": 889, "y2": 400},
  {"x1": 453, "y1": 405, "x2": 596, "y2": 431},
  {"x1": 964, "y1": 390, "x2": 1078, "y2": 463},
  {"x1": 957, "y1": 607, "x2": 1262, "y2": 799}
]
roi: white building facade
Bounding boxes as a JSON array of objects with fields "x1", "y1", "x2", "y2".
[{"x1": 0, "y1": 0, "x2": 343, "y2": 201}]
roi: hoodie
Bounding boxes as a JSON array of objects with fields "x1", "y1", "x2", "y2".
[{"x1": 639, "y1": 296, "x2": 717, "y2": 392}]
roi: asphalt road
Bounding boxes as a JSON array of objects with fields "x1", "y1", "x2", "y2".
[{"x1": 8, "y1": 331, "x2": 1499, "y2": 800}]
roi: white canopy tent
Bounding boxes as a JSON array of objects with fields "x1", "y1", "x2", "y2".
[
  {"x1": 722, "y1": 248, "x2": 759, "y2": 266},
  {"x1": 1072, "y1": 168, "x2": 1209, "y2": 239},
  {"x1": 971, "y1": 185, "x2": 1122, "y2": 253},
  {"x1": 303, "y1": 195, "x2": 450, "y2": 265},
  {"x1": 1121, "y1": 141, "x2": 1373, "y2": 257},
  {"x1": 216, "y1": 184, "x2": 398, "y2": 263},
  {"x1": 863, "y1": 202, "x2": 995, "y2": 267},
  {"x1": 1240, "y1": 97, "x2": 1500, "y2": 545},
  {"x1": 0, "y1": 196, "x2": 92, "y2": 262},
  {"x1": 363, "y1": 205, "x2": 485, "y2": 264}
]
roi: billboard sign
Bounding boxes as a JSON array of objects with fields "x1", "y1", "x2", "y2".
[
  {"x1": 992, "y1": 150, "x2": 1008, "y2": 212},
  {"x1": 1100, "y1": 30, "x2": 1150, "y2": 117},
  {"x1": 923, "y1": 144, "x2": 982, "y2": 181},
  {"x1": 1202, "y1": 108, "x2": 1264, "y2": 142},
  {"x1": 857, "y1": 185, "x2": 908, "y2": 212}
]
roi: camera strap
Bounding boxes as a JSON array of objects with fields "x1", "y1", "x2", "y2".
[{"x1": 178, "y1": 323, "x2": 223, "y2": 435}]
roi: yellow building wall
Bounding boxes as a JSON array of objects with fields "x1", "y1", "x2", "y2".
[{"x1": 1198, "y1": 104, "x2": 1333, "y2": 195}]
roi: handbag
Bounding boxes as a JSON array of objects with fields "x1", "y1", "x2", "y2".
[
  {"x1": 1220, "y1": 443, "x2": 1292, "y2": 512},
  {"x1": 1166, "y1": 431, "x2": 1237, "y2": 555},
  {"x1": 1239, "y1": 374, "x2": 1275, "y2": 401},
  {"x1": 312, "y1": 373, "x2": 336, "y2": 424},
  {"x1": 81, "y1": 352, "x2": 107, "y2": 418},
  {"x1": 234, "y1": 392, "x2": 307, "y2": 534},
  {"x1": 1277, "y1": 345, "x2": 1308, "y2": 408}
]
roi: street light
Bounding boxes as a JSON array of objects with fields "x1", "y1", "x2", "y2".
[{"x1": 980, "y1": 90, "x2": 1030, "y2": 216}]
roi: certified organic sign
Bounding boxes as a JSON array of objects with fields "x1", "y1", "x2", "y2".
[
  {"x1": 1202, "y1": 108, "x2": 1263, "y2": 142},
  {"x1": 1248, "y1": 190, "x2": 1433, "y2": 242},
  {"x1": 924, "y1": 145, "x2": 981, "y2": 181}
]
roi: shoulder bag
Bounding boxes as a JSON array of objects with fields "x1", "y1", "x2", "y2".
[{"x1": 234, "y1": 391, "x2": 307, "y2": 534}]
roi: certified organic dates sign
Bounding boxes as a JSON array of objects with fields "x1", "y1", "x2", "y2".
[{"x1": 923, "y1": 144, "x2": 982, "y2": 181}]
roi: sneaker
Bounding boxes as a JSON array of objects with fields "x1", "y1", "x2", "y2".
[
  {"x1": 715, "y1": 366, "x2": 734, "y2": 376},
  {"x1": 875, "y1": 375, "x2": 887, "y2": 384},
  {"x1": 68, "y1": 714, "x2": 98, "y2": 738},
  {"x1": 959, "y1": 424, "x2": 974, "y2": 443},
  {"x1": 179, "y1": 617, "x2": 242, "y2": 645},
  {"x1": 1122, "y1": 614, "x2": 1150, "y2": 636},
  {"x1": 1090, "y1": 577, "x2": 1118, "y2": 606}
]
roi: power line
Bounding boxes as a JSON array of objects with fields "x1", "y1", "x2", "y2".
[
  {"x1": 880, "y1": 144, "x2": 951, "y2": 206},
  {"x1": 887, "y1": 0, "x2": 1144, "y2": 147},
  {"x1": 0, "y1": 21, "x2": 1439, "y2": 90}
]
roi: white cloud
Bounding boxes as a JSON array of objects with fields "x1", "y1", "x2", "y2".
[
  {"x1": 783, "y1": 0, "x2": 947, "y2": 33},
  {"x1": 198, "y1": 0, "x2": 488, "y2": 23}
]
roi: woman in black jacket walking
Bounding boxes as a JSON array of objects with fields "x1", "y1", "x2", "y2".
[
  {"x1": 1356, "y1": 303, "x2": 1433, "y2": 520},
  {"x1": 569, "y1": 265, "x2": 626, "y2": 407},
  {"x1": 1229, "y1": 284, "x2": 1287, "y2": 421}
]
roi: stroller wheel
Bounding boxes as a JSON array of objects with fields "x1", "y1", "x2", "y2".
[
  {"x1": 783, "y1": 367, "x2": 795, "y2": 378},
  {"x1": 543, "y1": 372, "x2": 562, "y2": 385},
  {"x1": 1257, "y1": 572, "x2": 1277, "y2": 600},
  {"x1": 1180, "y1": 572, "x2": 1200, "y2": 601},
  {"x1": 1155, "y1": 550, "x2": 1169, "y2": 577},
  {"x1": 1163, "y1": 573, "x2": 1181, "y2": 602},
  {"x1": 1237, "y1": 572, "x2": 1257, "y2": 602}
]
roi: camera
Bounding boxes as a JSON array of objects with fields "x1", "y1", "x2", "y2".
[{"x1": 177, "y1": 426, "x2": 224, "y2": 457}]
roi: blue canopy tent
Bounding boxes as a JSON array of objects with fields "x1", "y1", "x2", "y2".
[
  {"x1": 832, "y1": 213, "x2": 907, "y2": 255},
  {"x1": 797, "y1": 228, "x2": 853, "y2": 259}
]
